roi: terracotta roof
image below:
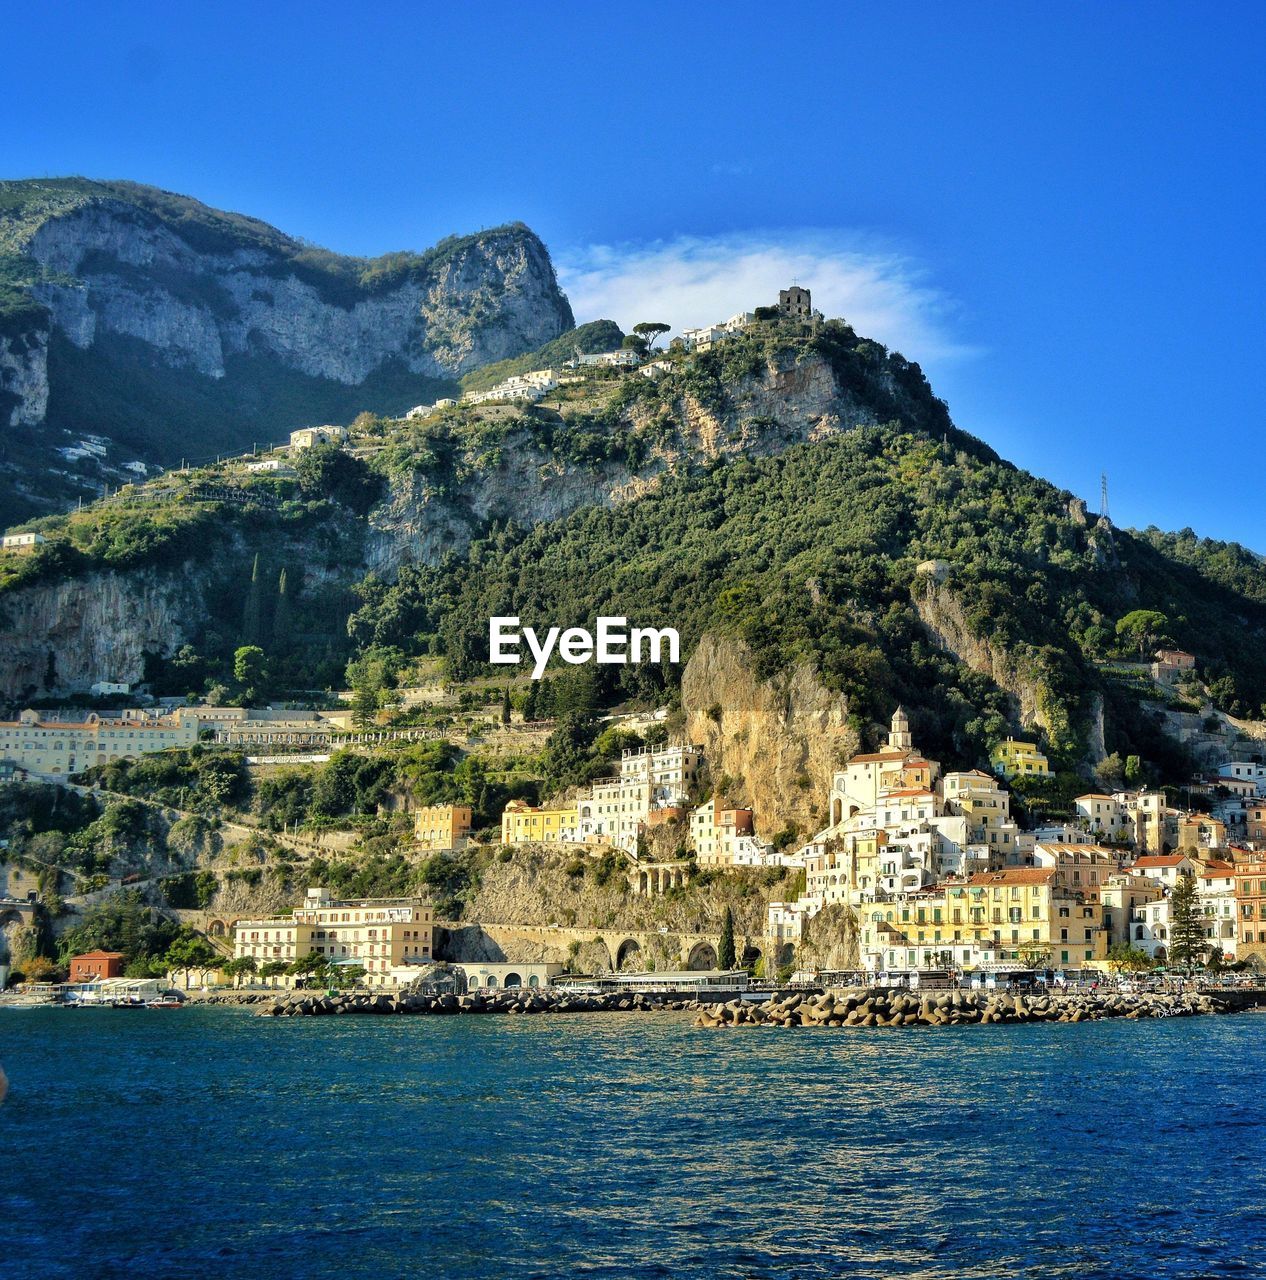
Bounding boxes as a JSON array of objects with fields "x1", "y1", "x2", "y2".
[
  {"x1": 1131, "y1": 855, "x2": 1188, "y2": 868},
  {"x1": 882, "y1": 789, "x2": 936, "y2": 799},
  {"x1": 967, "y1": 868, "x2": 1056, "y2": 886},
  {"x1": 849, "y1": 751, "x2": 908, "y2": 764},
  {"x1": 70, "y1": 950, "x2": 125, "y2": 960}
]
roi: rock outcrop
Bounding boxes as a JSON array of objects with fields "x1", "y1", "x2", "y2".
[
  {"x1": 681, "y1": 633, "x2": 859, "y2": 837},
  {"x1": 0, "y1": 564, "x2": 206, "y2": 700},
  {"x1": 22, "y1": 199, "x2": 570, "y2": 388},
  {"x1": 366, "y1": 347, "x2": 877, "y2": 572},
  {"x1": 912, "y1": 577, "x2": 1051, "y2": 734}
]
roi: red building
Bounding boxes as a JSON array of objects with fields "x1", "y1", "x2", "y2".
[{"x1": 68, "y1": 950, "x2": 125, "y2": 982}]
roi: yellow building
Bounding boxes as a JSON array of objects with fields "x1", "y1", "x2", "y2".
[
  {"x1": 500, "y1": 799, "x2": 579, "y2": 845},
  {"x1": 944, "y1": 771, "x2": 1021, "y2": 855},
  {"x1": 967, "y1": 868, "x2": 1105, "y2": 969},
  {"x1": 990, "y1": 737, "x2": 1050, "y2": 780},
  {"x1": 858, "y1": 867, "x2": 1106, "y2": 973},
  {"x1": 0, "y1": 707, "x2": 200, "y2": 778},
  {"x1": 414, "y1": 803, "x2": 473, "y2": 851},
  {"x1": 233, "y1": 887, "x2": 433, "y2": 987}
]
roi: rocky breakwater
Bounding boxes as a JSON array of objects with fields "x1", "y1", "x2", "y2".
[
  {"x1": 694, "y1": 986, "x2": 1265, "y2": 1029},
  {"x1": 257, "y1": 989, "x2": 699, "y2": 1017}
]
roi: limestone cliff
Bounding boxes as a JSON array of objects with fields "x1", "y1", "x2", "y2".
[
  {"x1": 0, "y1": 178, "x2": 573, "y2": 514},
  {"x1": 0, "y1": 565, "x2": 207, "y2": 700},
  {"x1": 23, "y1": 199, "x2": 569, "y2": 386},
  {"x1": 680, "y1": 634, "x2": 860, "y2": 838},
  {"x1": 912, "y1": 577, "x2": 1053, "y2": 737},
  {"x1": 0, "y1": 327, "x2": 48, "y2": 426},
  {"x1": 795, "y1": 904, "x2": 860, "y2": 971}
]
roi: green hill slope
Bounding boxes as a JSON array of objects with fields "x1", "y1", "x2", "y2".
[{"x1": 4, "y1": 317, "x2": 1265, "y2": 793}]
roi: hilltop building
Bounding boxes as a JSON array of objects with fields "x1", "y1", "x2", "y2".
[
  {"x1": 501, "y1": 800, "x2": 579, "y2": 845},
  {"x1": 778, "y1": 285, "x2": 813, "y2": 321},
  {"x1": 1152, "y1": 649, "x2": 1196, "y2": 683},
  {"x1": 463, "y1": 368, "x2": 559, "y2": 405},
  {"x1": 569, "y1": 349, "x2": 641, "y2": 369},
  {"x1": 289, "y1": 424, "x2": 348, "y2": 451},
  {"x1": 1, "y1": 532, "x2": 47, "y2": 553}
]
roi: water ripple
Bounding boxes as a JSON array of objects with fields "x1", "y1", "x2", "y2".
[{"x1": 1, "y1": 1008, "x2": 1263, "y2": 1278}]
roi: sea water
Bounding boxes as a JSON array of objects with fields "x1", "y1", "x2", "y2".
[{"x1": 3, "y1": 1006, "x2": 1264, "y2": 1279}]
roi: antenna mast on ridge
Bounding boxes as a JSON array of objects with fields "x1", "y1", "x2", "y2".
[{"x1": 1100, "y1": 473, "x2": 1110, "y2": 520}]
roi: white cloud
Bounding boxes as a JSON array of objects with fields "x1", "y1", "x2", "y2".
[{"x1": 556, "y1": 230, "x2": 978, "y2": 365}]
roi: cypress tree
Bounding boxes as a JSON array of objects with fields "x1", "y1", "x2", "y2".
[
  {"x1": 273, "y1": 567, "x2": 292, "y2": 650},
  {"x1": 718, "y1": 906, "x2": 736, "y2": 970},
  {"x1": 500, "y1": 687, "x2": 512, "y2": 726},
  {"x1": 242, "y1": 553, "x2": 263, "y2": 646}
]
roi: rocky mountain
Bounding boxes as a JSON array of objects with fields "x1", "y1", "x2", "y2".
[
  {"x1": 4, "y1": 312, "x2": 1266, "y2": 818},
  {"x1": 0, "y1": 178, "x2": 574, "y2": 519}
]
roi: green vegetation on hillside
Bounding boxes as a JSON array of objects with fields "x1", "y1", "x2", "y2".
[
  {"x1": 348, "y1": 411, "x2": 1266, "y2": 776},
  {"x1": 458, "y1": 319, "x2": 624, "y2": 393}
]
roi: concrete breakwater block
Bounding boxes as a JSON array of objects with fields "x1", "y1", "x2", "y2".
[
  {"x1": 257, "y1": 990, "x2": 702, "y2": 1017},
  {"x1": 692, "y1": 987, "x2": 1262, "y2": 1029}
]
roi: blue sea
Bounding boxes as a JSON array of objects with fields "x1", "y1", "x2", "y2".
[{"x1": 3, "y1": 1006, "x2": 1264, "y2": 1279}]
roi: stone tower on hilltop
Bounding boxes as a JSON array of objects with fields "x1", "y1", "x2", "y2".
[{"x1": 778, "y1": 284, "x2": 812, "y2": 320}]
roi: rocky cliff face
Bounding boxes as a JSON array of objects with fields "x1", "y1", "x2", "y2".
[
  {"x1": 911, "y1": 578, "x2": 1052, "y2": 737},
  {"x1": 0, "y1": 328, "x2": 49, "y2": 426},
  {"x1": 23, "y1": 201, "x2": 570, "y2": 388},
  {"x1": 0, "y1": 564, "x2": 208, "y2": 700},
  {"x1": 681, "y1": 634, "x2": 860, "y2": 838},
  {"x1": 0, "y1": 179, "x2": 573, "y2": 516}
]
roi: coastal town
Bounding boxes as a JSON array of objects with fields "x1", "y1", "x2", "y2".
[
  {"x1": 3, "y1": 284, "x2": 1266, "y2": 1008},
  {"x1": 5, "y1": 687, "x2": 1266, "y2": 1005}
]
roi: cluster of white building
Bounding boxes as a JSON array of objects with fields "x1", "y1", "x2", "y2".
[
  {"x1": 461, "y1": 367, "x2": 561, "y2": 407},
  {"x1": 765, "y1": 708, "x2": 1264, "y2": 975},
  {"x1": 677, "y1": 311, "x2": 757, "y2": 352},
  {"x1": 501, "y1": 742, "x2": 786, "y2": 867}
]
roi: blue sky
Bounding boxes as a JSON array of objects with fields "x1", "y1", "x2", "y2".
[{"x1": 9, "y1": 3, "x2": 1265, "y2": 546}]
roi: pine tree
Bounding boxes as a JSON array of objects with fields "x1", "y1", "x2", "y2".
[
  {"x1": 718, "y1": 906, "x2": 736, "y2": 970},
  {"x1": 272, "y1": 567, "x2": 291, "y2": 651},
  {"x1": 1169, "y1": 872, "x2": 1208, "y2": 969},
  {"x1": 352, "y1": 681, "x2": 379, "y2": 730}
]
